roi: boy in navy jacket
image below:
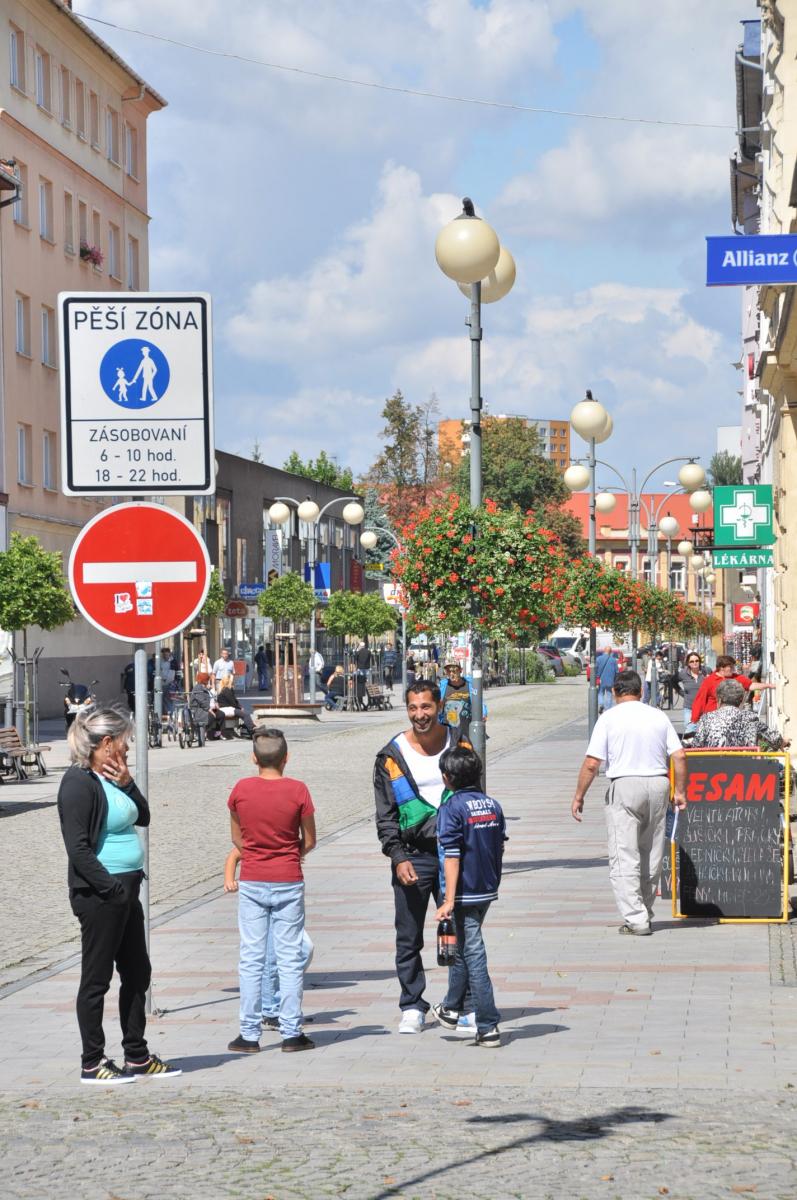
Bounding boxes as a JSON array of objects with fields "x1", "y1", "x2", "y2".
[{"x1": 433, "y1": 745, "x2": 505, "y2": 1047}]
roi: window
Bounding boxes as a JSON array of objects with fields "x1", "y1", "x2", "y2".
[
  {"x1": 60, "y1": 65, "x2": 70, "y2": 126},
  {"x1": 41, "y1": 306, "x2": 55, "y2": 366},
  {"x1": 236, "y1": 538, "x2": 247, "y2": 586},
  {"x1": 17, "y1": 425, "x2": 32, "y2": 485},
  {"x1": 75, "y1": 78, "x2": 86, "y2": 138},
  {"x1": 124, "y1": 122, "x2": 138, "y2": 177},
  {"x1": 34, "y1": 46, "x2": 51, "y2": 111},
  {"x1": 9, "y1": 25, "x2": 25, "y2": 91},
  {"x1": 42, "y1": 431, "x2": 56, "y2": 490},
  {"x1": 11, "y1": 161, "x2": 28, "y2": 225},
  {"x1": 642, "y1": 557, "x2": 654, "y2": 584},
  {"x1": 77, "y1": 198, "x2": 88, "y2": 247},
  {"x1": 108, "y1": 222, "x2": 120, "y2": 279},
  {"x1": 38, "y1": 177, "x2": 53, "y2": 241},
  {"x1": 63, "y1": 191, "x2": 74, "y2": 253},
  {"x1": 15, "y1": 293, "x2": 30, "y2": 355},
  {"x1": 105, "y1": 106, "x2": 120, "y2": 163},
  {"x1": 127, "y1": 234, "x2": 140, "y2": 289},
  {"x1": 91, "y1": 209, "x2": 101, "y2": 268},
  {"x1": 89, "y1": 90, "x2": 99, "y2": 147},
  {"x1": 670, "y1": 563, "x2": 685, "y2": 592}
]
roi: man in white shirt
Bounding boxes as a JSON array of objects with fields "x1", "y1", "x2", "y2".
[
  {"x1": 211, "y1": 647, "x2": 233, "y2": 691},
  {"x1": 571, "y1": 669, "x2": 687, "y2": 935}
]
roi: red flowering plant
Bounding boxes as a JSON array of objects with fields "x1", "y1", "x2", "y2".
[
  {"x1": 391, "y1": 494, "x2": 570, "y2": 639},
  {"x1": 562, "y1": 557, "x2": 646, "y2": 634}
]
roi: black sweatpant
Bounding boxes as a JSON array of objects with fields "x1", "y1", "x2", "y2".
[
  {"x1": 392, "y1": 851, "x2": 441, "y2": 1013},
  {"x1": 70, "y1": 870, "x2": 151, "y2": 1068}
]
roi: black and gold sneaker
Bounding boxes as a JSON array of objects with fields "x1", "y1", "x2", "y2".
[
  {"x1": 80, "y1": 1057, "x2": 135, "y2": 1085},
  {"x1": 125, "y1": 1054, "x2": 182, "y2": 1078}
]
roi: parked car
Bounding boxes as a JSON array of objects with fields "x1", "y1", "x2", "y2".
[{"x1": 537, "y1": 643, "x2": 565, "y2": 677}]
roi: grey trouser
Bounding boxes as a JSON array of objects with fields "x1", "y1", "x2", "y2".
[{"x1": 605, "y1": 775, "x2": 670, "y2": 930}]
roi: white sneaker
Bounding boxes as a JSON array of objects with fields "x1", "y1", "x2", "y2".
[
  {"x1": 455, "y1": 1012, "x2": 477, "y2": 1036},
  {"x1": 398, "y1": 1008, "x2": 425, "y2": 1034}
]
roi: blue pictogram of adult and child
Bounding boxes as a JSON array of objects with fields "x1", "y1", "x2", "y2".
[{"x1": 100, "y1": 339, "x2": 171, "y2": 410}]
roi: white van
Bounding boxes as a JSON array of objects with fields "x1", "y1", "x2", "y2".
[{"x1": 550, "y1": 627, "x2": 631, "y2": 669}]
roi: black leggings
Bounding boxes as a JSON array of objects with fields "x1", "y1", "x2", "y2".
[{"x1": 71, "y1": 871, "x2": 151, "y2": 1068}]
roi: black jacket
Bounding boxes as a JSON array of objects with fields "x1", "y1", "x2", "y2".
[
  {"x1": 373, "y1": 727, "x2": 465, "y2": 867},
  {"x1": 57, "y1": 765, "x2": 149, "y2": 899}
]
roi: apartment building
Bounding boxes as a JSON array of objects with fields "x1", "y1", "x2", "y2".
[
  {"x1": 438, "y1": 415, "x2": 571, "y2": 474},
  {"x1": 0, "y1": 0, "x2": 164, "y2": 711}
]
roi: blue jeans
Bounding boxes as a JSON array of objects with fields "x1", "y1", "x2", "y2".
[
  {"x1": 598, "y1": 686, "x2": 614, "y2": 710},
  {"x1": 442, "y1": 902, "x2": 500, "y2": 1034},
  {"x1": 238, "y1": 881, "x2": 305, "y2": 1040},
  {"x1": 262, "y1": 930, "x2": 314, "y2": 1017}
]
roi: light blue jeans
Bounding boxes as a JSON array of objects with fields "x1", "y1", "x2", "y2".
[
  {"x1": 598, "y1": 686, "x2": 614, "y2": 711},
  {"x1": 262, "y1": 930, "x2": 314, "y2": 1017},
  {"x1": 238, "y1": 881, "x2": 305, "y2": 1040},
  {"x1": 442, "y1": 902, "x2": 500, "y2": 1034}
]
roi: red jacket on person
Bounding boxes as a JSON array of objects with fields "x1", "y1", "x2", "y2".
[{"x1": 690, "y1": 672, "x2": 751, "y2": 722}]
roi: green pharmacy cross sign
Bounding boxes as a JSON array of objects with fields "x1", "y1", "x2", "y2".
[{"x1": 713, "y1": 485, "x2": 775, "y2": 547}]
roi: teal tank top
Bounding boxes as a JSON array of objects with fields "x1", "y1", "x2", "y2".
[{"x1": 95, "y1": 776, "x2": 144, "y2": 874}]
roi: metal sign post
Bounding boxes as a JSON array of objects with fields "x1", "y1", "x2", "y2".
[{"x1": 133, "y1": 644, "x2": 153, "y2": 1014}]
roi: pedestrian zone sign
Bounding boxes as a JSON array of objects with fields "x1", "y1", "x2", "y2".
[
  {"x1": 713, "y1": 485, "x2": 774, "y2": 547},
  {"x1": 58, "y1": 292, "x2": 214, "y2": 496}
]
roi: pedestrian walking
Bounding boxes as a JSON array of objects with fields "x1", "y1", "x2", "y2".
[
  {"x1": 382, "y1": 646, "x2": 397, "y2": 690},
  {"x1": 226, "y1": 728, "x2": 316, "y2": 1054},
  {"x1": 570, "y1": 670, "x2": 686, "y2": 936},
  {"x1": 595, "y1": 648, "x2": 619, "y2": 713},
  {"x1": 432, "y1": 744, "x2": 505, "y2": 1048},
  {"x1": 439, "y1": 658, "x2": 486, "y2": 740},
  {"x1": 374, "y1": 679, "x2": 471, "y2": 1034},
  {"x1": 254, "y1": 645, "x2": 269, "y2": 692},
  {"x1": 57, "y1": 706, "x2": 181, "y2": 1083},
  {"x1": 676, "y1": 651, "x2": 708, "y2": 730}
]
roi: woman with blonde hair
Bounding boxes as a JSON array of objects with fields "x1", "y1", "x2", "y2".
[{"x1": 57, "y1": 706, "x2": 181, "y2": 1084}]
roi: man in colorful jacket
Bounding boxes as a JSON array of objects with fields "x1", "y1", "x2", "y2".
[{"x1": 374, "y1": 679, "x2": 468, "y2": 1035}]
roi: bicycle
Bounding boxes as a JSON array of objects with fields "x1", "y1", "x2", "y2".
[
  {"x1": 147, "y1": 705, "x2": 162, "y2": 749},
  {"x1": 176, "y1": 700, "x2": 205, "y2": 749}
]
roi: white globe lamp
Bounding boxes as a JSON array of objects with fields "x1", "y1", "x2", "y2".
[
  {"x1": 564, "y1": 464, "x2": 590, "y2": 491},
  {"x1": 595, "y1": 491, "x2": 617, "y2": 514},
  {"x1": 659, "y1": 515, "x2": 680, "y2": 538},
  {"x1": 689, "y1": 489, "x2": 712, "y2": 513},
  {"x1": 691, "y1": 554, "x2": 705, "y2": 569},
  {"x1": 457, "y1": 245, "x2": 516, "y2": 304},
  {"x1": 342, "y1": 501, "x2": 365, "y2": 526},
  {"x1": 593, "y1": 411, "x2": 613, "y2": 445},
  {"x1": 705, "y1": 572, "x2": 716, "y2": 585},
  {"x1": 269, "y1": 501, "x2": 291, "y2": 525},
  {"x1": 570, "y1": 391, "x2": 609, "y2": 441},
  {"x1": 435, "y1": 199, "x2": 500, "y2": 284},
  {"x1": 297, "y1": 499, "x2": 320, "y2": 523},
  {"x1": 677, "y1": 540, "x2": 693, "y2": 557},
  {"x1": 678, "y1": 462, "x2": 706, "y2": 493},
  {"x1": 360, "y1": 530, "x2": 378, "y2": 551}
]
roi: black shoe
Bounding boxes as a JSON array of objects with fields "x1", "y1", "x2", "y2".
[
  {"x1": 474, "y1": 1026, "x2": 501, "y2": 1048},
  {"x1": 262, "y1": 1016, "x2": 279, "y2": 1030},
  {"x1": 431, "y1": 1002, "x2": 460, "y2": 1030},
  {"x1": 228, "y1": 1035, "x2": 260, "y2": 1053},
  {"x1": 281, "y1": 1034, "x2": 315, "y2": 1053},
  {"x1": 80, "y1": 1057, "x2": 135, "y2": 1085},
  {"x1": 125, "y1": 1053, "x2": 182, "y2": 1078}
]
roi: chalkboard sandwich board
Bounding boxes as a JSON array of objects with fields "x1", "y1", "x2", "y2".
[{"x1": 672, "y1": 750, "x2": 789, "y2": 923}]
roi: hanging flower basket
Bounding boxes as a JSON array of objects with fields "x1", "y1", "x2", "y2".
[{"x1": 79, "y1": 241, "x2": 104, "y2": 267}]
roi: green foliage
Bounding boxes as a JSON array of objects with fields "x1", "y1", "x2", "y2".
[
  {"x1": 202, "y1": 568, "x2": 227, "y2": 619},
  {"x1": 283, "y1": 449, "x2": 354, "y2": 491},
  {"x1": 709, "y1": 450, "x2": 743, "y2": 487},
  {"x1": 251, "y1": 439, "x2": 264, "y2": 464},
  {"x1": 457, "y1": 418, "x2": 568, "y2": 513},
  {"x1": 0, "y1": 533, "x2": 74, "y2": 632},
  {"x1": 362, "y1": 489, "x2": 396, "y2": 565},
  {"x1": 324, "y1": 590, "x2": 398, "y2": 639},
  {"x1": 257, "y1": 572, "x2": 316, "y2": 624},
  {"x1": 368, "y1": 391, "x2": 440, "y2": 490}
]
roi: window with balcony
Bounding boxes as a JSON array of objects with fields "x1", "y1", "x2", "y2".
[
  {"x1": 9, "y1": 25, "x2": 25, "y2": 91},
  {"x1": 75, "y1": 78, "x2": 86, "y2": 138},
  {"x1": 124, "y1": 122, "x2": 139, "y2": 178},
  {"x1": 17, "y1": 424, "x2": 32, "y2": 485},
  {"x1": 60, "y1": 65, "x2": 70, "y2": 126},
  {"x1": 127, "y1": 234, "x2": 140, "y2": 289},
  {"x1": 89, "y1": 90, "x2": 99, "y2": 147},
  {"x1": 34, "y1": 46, "x2": 51, "y2": 111},
  {"x1": 63, "y1": 190, "x2": 74, "y2": 253},
  {"x1": 38, "y1": 177, "x2": 53, "y2": 241},
  {"x1": 41, "y1": 306, "x2": 55, "y2": 367},
  {"x1": 15, "y1": 294, "x2": 30, "y2": 356},
  {"x1": 42, "y1": 431, "x2": 56, "y2": 490},
  {"x1": 108, "y1": 222, "x2": 121, "y2": 280},
  {"x1": 11, "y1": 161, "x2": 28, "y2": 226},
  {"x1": 105, "y1": 106, "x2": 120, "y2": 164}
]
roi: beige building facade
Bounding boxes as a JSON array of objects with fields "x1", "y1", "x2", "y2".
[{"x1": 0, "y1": 0, "x2": 164, "y2": 712}]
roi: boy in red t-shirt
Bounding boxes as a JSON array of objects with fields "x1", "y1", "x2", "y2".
[{"x1": 226, "y1": 728, "x2": 316, "y2": 1054}]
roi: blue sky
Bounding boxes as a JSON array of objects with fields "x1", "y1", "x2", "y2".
[{"x1": 79, "y1": 0, "x2": 753, "y2": 487}]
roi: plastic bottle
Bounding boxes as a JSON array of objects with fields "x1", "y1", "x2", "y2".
[{"x1": 436, "y1": 917, "x2": 457, "y2": 966}]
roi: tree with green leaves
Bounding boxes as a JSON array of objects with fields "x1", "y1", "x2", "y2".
[
  {"x1": 361, "y1": 489, "x2": 395, "y2": 566},
  {"x1": 283, "y1": 450, "x2": 354, "y2": 491},
  {"x1": 251, "y1": 439, "x2": 264, "y2": 464},
  {"x1": 257, "y1": 572, "x2": 316, "y2": 626},
  {"x1": 324, "y1": 590, "x2": 397, "y2": 642},
  {"x1": 366, "y1": 390, "x2": 448, "y2": 525},
  {"x1": 709, "y1": 450, "x2": 743, "y2": 487},
  {"x1": 202, "y1": 568, "x2": 227, "y2": 620},
  {"x1": 0, "y1": 533, "x2": 74, "y2": 738}
]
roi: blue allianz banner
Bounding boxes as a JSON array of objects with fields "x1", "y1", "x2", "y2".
[{"x1": 707, "y1": 234, "x2": 797, "y2": 286}]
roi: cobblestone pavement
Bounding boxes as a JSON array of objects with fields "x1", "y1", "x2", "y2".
[
  {"x1": 0, "y1": 683, "x2": 579, "y2": 986},
  {"x1": 2, "y1": 1087, "x2": 795, "y2": 1199}
]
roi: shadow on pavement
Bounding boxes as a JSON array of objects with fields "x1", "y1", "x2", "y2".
[
  {"x1": 501, "y1": 1022, "x2": 569, "y2": 1043},
  {"x1": 369, "y1": 1104, "x2": 674, "y2": 1200},
  {"x1": 305, "y1": 970, "x2": 397, "y2": 988},
  {"x1": 171, "y1": 1052, "x2": 253, "y2": 1073},
  {"x1": 503, "y1": 857, "x2": 608, "y2": 873},
  {"x1": 0, "y1": 800, "x2": 57, "y2": 817}
]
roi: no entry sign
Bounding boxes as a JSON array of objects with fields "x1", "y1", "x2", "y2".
[{"x1": 68, "y1": 503, "x2": 211, "y2": 642}]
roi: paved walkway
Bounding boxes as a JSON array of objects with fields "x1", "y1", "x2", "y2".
[{"x1": 2, "y1": 697, "x2": 797, "y2": 1198}]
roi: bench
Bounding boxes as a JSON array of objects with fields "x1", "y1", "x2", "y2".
[
  {"x1": 0, "y1": 727, "x2": 50, "y2": 780},
  {"x1": 366, "y1": 683, "x2": 393, "y2": 711}
]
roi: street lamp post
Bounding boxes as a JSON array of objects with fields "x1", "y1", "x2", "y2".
[
  {"x1": 435, "y1": 198, "x2": 515, "y2": 770},
  {"x1": 268, "y1": 495, "x2": 365, "y2": 703},
  {"x1": 360, "y1": 526, "x2": 406, "y2": 693}
]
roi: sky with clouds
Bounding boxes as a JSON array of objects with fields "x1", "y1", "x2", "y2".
[{"x1": 78, "y1": 0, "x2": 753, "y2": 487}]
